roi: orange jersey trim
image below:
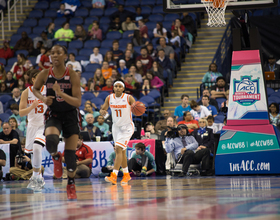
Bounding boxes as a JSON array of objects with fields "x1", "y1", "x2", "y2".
[
  {"x1": 116, "y1": 142, "x2": 127, "y2": 148},
  {"x1": 35, "y1": 137, "x2": 46, "y2": 143},
  {"x1": 25, "y1": 148, "x2": 33, "y2": 152}
]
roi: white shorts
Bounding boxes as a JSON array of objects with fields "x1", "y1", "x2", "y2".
[
  {"x1": 112, "y1": 123, "x2": 134, "y2": 150},
  {"x1": 25, "y1": 125, "x2": 45, "y2": 154}
]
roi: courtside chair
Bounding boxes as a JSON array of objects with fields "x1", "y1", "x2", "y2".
[
  {"x1": 34, "y1": 1, "x2": 49, "y2": 10},
  {"x1": 23, "y1": 18, "x2": 37, "y2": 27},
  {"x1": 38, "y1": 18, "x2": 52, "y2": 27},
  {"x1": 84, "y1": 40, "x2": 101, "y2": 48},
  {"x1": 89, "y1": 8, "x2": 104, "y2": 17},
  {"x1": 17, "y1": 27, "x2": 31, "y2": 35},
  {"x1": 44, "y1": 9, "x2": 57, "y2": 18}
]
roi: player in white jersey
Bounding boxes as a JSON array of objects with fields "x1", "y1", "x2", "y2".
[
  {"x1": 100, "y1": 79, "x2": 135, "y2": 185},
  {"x1": 19, "y1": 69, "x2": 47, "y2": 191}
]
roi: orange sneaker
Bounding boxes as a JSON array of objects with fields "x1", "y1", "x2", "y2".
[
  {"x1": 121, "y1": 173, "x2": 131, "y2": 185},
  {"x1": 105, "y1": 172, "x2": 117, "y2": 185}
]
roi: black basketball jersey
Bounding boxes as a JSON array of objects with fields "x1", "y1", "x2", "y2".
[{"x1": 46, "y1": 67, "x2": 75, "y2": 112}]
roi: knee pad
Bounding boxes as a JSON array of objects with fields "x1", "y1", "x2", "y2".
[
  {"x1": 64, "y1": 150, "x2": 77, "y2": 172},
  {"x1": 45, "y1": 135, "x2": 59, "y2": 155}
]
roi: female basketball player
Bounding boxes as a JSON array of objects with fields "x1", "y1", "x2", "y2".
[
  {"x1": 19, "y1": 69, "x2": 47, "y2": 191},
  {"x1": 100, "y1": 79, "x2": 136, "y2": 185},
  {"x1": 33, "y1": 45, "x2": 81, "y2": 200}
]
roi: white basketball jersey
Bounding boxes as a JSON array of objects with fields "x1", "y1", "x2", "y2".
[
  {"x1": 27, "y1": 86, "x2": 47, "y2": 127},
  {"x1": 109, "y1": 93, "x2": 133, "y2": 127}
]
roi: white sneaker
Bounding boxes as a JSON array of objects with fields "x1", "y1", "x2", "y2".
[
  {"x1": 34, "y1": 176, "x2": 45, "y2": 192},
  {"x1": 27, "y1": 176, "x2": 37, "y2": 189}
]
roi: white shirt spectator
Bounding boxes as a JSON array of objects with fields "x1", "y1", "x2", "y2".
[
  {"x1": 190, "y1": 105, "x2": 211, "y2": 121},
  {"x1": 36, "y1": 54, "x2": 42, "y2": 64},
  {"x1": 66, "y1": 60, "x2": 82, "y2": 72},
  {"x1": 90, "y1": 53, "x2": 103, "y2": 64},
  {"x1": 153, "y1": 27, "x2": 167, "y2": 35}
]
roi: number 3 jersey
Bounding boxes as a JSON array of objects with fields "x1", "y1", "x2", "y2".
[
  {"x1": 27, "y1": 86, "x2": 47, "y2": 127},
  {"x1": 109, "y1": 93, "x2": 133, "y2": 127}
]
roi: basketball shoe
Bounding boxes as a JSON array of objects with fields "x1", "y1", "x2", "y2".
[
  {"x1": 105, "y1": 172, "x2": 117, "y2": 185},
  {"x1": 52, "y1": 152, "x2": 63, "y2": 178},
  {"x1": 67, "y1": 184, "x2": 77, "y2": 200},
  {"x1": 27, "y1": 176, "x2": 37, "y2": 189},
  {"x1": 121, "y1": 173, "x2": 131, "y2": 185},
  {"x1": 34, "y1": 176, "x2": 45, "y2": 192}
]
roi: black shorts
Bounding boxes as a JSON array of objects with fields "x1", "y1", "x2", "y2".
[{"x1": 44, "y1": 108, "x2": 82, "y2": 138}]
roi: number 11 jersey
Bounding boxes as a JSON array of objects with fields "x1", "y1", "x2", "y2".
[
  {"x1": 27, "y1": 86, "x2": 47, "y2": 127},
  {"x1": 109, "y1": 93, "x2": 133, "y2": 127}
]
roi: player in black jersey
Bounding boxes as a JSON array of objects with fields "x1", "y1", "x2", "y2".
[{"x1": 33, "y1": 45, "x2": 81, "y2": 200}]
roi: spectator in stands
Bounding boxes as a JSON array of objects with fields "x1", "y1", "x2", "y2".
[
  {"x1": 93, "y1": 68, "x2": 105, "y2": 90},
  {"x1": 146, "y1": 43, "x2": 157, "y2": 58},
  {"x1": 131, "y1": 30, "x2": 148, "y2": 47},
  {"x1": 178, "y1": 111, "x2": 199, "y2": 134},
  {"x1": 36, "y1": 47, "x2": 46, "y2": 65},
  {"x1": 202, "y1": 63, "x2": 223, "y2": 88},
  {"x1": 22, "y1": 71, "x2": 32, "y2": 88},
  {"x1": 157, "y1": 37, "x2": 176, "y2": 72},
  {"x1": 90, "y1": 47, "x2": 103, "y2": 64},
  {"x1": 201, "y1": 95, "x2": 218, "y2": 117},
  {"x1": 102, "y1": 78, "x2": 113, "y2": 92},
  {"x1": 106, "y1": 0, "x2": 116, "y2": 8},
  {"x1": 11, "y1": 53, "x2": 27, "y2": 80},
  {"x1": 192, "y1": 118, "x2": 215, "y2": 156},
  {"x1": 141, "y1": 78, "x2": 151, "y2": 96},
  {"x1": 160, "y1": 116, "x2": 175, "y2": 141},
  {"x1": 0, "y1": 122, "x2": 21, "y2": 167},
  {"x1": 190, "y1": 100, "x2": 211, "y2": 121},
  {"x1": 38, "y1": 49, "x2": 52, "y2": 70},
  {"x1": 57, "y1": 3, "x2": 73, "y2": 18},
  {"x1": 155, "y1": 110, "x2": 171, "y2": 135},
  {"x1": 110, "y1": 69, "x2": 122, "y2": 83},
  {"x1": 14, "y1": 31, "x2": 33, "y2": 54},
  {"x1": 110, "y1": 4, "x2": 134, "y2": 23},
  {"x1": 66, "y1": 53, "x2": 82, "y2": 74},
  {"x1": 29, "y1": 40, "x2": 43, "y2": 57},
  {"x1": 153, "y1": 22, "x2": 167, "y2": 39},
  {"x1": 0, "y1": 82, "x2": 10, "y2": 93},
  {"x1": 149, "y1": 61, "x2": 164, "y2": 81},
  {"x1": 181, "y1": 12, "x2": 196, "y2": 39},
  {"x1": 104, "y1": 50, "x2": 117, "y2": 69},
  {"x1": 269, "y1": 103, "x2": 280, "y2": 126},
  {"x1": 92, "y1": 0, "x2": 105, "y2": 8},
  {"x1": 136, "y1": 60, "x2": 145, "y2": 78},
  {"x1": 129, "y1": 65, "x2": 142, "y2": 84},
  {"x1": 146, "y1": 72, "x2": 164, "y2": 90},
  {"x1": 74, "y1": 25, "x2": 87, "y2": 42},
  {"x1": 10, "y1": 103, "x2": 26, "y2": 125},
  {"x1": 8, "y1": 117, "x2": 23, "y2": 137},
  {"x1": 210, "y1": 76, "x2": 229, "y2": 99},
  {"x1": 61, "y1": 0, "x2": 81, "y2": 12},
  {"x1": 62, "y1": 135, "x2": 93, "y2": 178},
  {"x1": 88, "y1": 21, "x2": 102, "y2": 41},
  {"x1": 122, "y1": 16, "x2": 137, "y2": 31},
  {"x1": 135, "y1": 7, "x2": 149, "y2": 22},
  {"x1": 128, "y1": 142, "x2": 156, "y2": 177},
  {"x1": 264, "y1": 55, "x2": 280, "y2": 79},
  {"x1": 109, "y1": 16, "x2": 122, "y2": 33},
  {"x1": 111, "y1": 40, "x2": 123, "y2": 61},
  {"x1": 0, "y1": 148, "x2": 6, "y2": 180},
  {"x1": 83, "y1": 114, "x2": 102, "y2": 141},
  {"x1": 93, "y1": 115, "x2": 110, "y2": 140},
  {"x1": 17, "y1": 78, "x2": 26, "y2": 92},
  {"x1": 120, "y1": 50, "x2": 135, "y2": 69},
  {"x1": 136, "y1": 47, "x2": 153, "y2": 74},
  {"x1": 138, "y1": 19, "x2": 148, "y2": 39},
  {"x1": 0, "y1": 40, "x2": 14, "y2": 60},
  {"x1": 5, "y1": 71, "x2": 17, "y2": 91},
  {"x1": 33, "y1": 31, "x2": 52, "y2": 49},
  {"x1": 144, "y1": 122, "x2": 158, "y2": 140},
  {"x1": 45, "y1": 22, "x2": 55, "y2": 39},
  {"x1": 207, "y1": 115, "x2": 222, "y2": 133},
  {"x1": 0, "y1": 64, "x2": 6, "y2": 83},
  {"x1": 155, "y1": 49, "x2": 173, "y2": 88},
  {"x1": 82, "y1": 102, "x2": 100, "y2": 126},
  {"x1": 117, "y1": 60, "x2": 129, "y2": 76},
  {"x1": 54, "y1": 22, "x2": 74, "y2": 42},
  {"x1": 198, "y1": 89, "x2": 219, "y2": 112},
  {"x1": 174, "y1": 94, "x2": 192, "y2": 119},
  {"x1": 170, "y1": 30, "x2": 181, "y2": 48},
  {"x1": 124, "y1": 74, "x2": 134, "y2": 94},
  {"x1": 126, "y1": 42, "x2": 138, "y2": 60},
  {"x1": 7, "y1": 89, "x2": 21, "y2": 111},
  {"x1": 101, "y1": 61, "x2": 112, "y2": 80},
  {"x1": 171, "y1": 19, "x2": 185, "y2": 37}
]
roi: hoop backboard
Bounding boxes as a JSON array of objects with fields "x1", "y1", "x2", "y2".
[{"x1": 163, "y1": 0, "x2": 278, "y2": 12}]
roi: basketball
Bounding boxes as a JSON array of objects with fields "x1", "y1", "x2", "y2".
[{"x1": 131, "y1": 101, "x2": 146, "y2": 116}]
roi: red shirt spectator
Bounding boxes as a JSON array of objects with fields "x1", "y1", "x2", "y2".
[
  {"x1": 39, "y1": 54, "x2": 51, "y2": 70},
  {"x1": 178, "y1": 120, "x2": 199, "y2": 133},
  {"x1": 0, "y1": 40, "x2": 14, "y2": 59},
  {"x1": 102, "y1": 86, "x2": 113, "y2": 92},
  {"x1": 138, "y1": 19, "x2": 148, "y2": 38},
  {"x1": 13, "y1": 65, "x2": 26, "y2": 80}
]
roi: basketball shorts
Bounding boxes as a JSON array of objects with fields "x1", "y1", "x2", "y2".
[
  {"x1": 25, "y1": 125, "x2": 45, "y2": 154},
  {"x1": 45, "y1": 108, "x2": 82, "y2": 138},
  {"x1": 112, "y1": 123, "x2": 134, "y2": 150}
]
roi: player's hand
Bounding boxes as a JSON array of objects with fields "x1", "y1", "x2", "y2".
[
  {"x1": 99, "y1": 109, "x2": 107, "y2": 116},
  {"x1": 52, "y1": 81, "x2": 61, "y2": 94},
  {"x1": 43, "y1": 96, "x2": 55, "y2": 106},
  {"x1": 31, "y1": 99, "x2": 39, "y2": 109}
]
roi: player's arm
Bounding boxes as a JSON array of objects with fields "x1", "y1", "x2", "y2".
[
  {"x1": 19, "y1": 89, "x2": 39, "y2": 117},
  {"x1": 33, "y1": 69, "x2": 55, "y2": 106},
  {"x1": 53, "y1": 69, "x2": 81, "y2": 108},
  {"x1": 129, "y1": 95, "x2": 136, "y2": 106},
  {"x1": 100, "y1": 96, "x2": 109, "y2": 116}
]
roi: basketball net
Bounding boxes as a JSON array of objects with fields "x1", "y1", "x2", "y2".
[{"x1": 201, "y1": 0, "x2": 229, "y2": 27}]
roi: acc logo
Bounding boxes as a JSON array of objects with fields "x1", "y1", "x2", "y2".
[{"x1": 233, "y1": 76, "x2": 260, "y2": 106}]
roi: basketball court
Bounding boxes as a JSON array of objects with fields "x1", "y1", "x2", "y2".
[{"x1": 1, "y1": 176, "x2": 280, "y2": 219}]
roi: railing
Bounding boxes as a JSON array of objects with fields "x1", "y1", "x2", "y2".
[{"x1": 0, "y1": 10, "x2": 4, "y2": 40}]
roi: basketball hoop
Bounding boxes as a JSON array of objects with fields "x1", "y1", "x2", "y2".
[{"x1": 201, "y1": 0, "x2": 229, "y2": 27}]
